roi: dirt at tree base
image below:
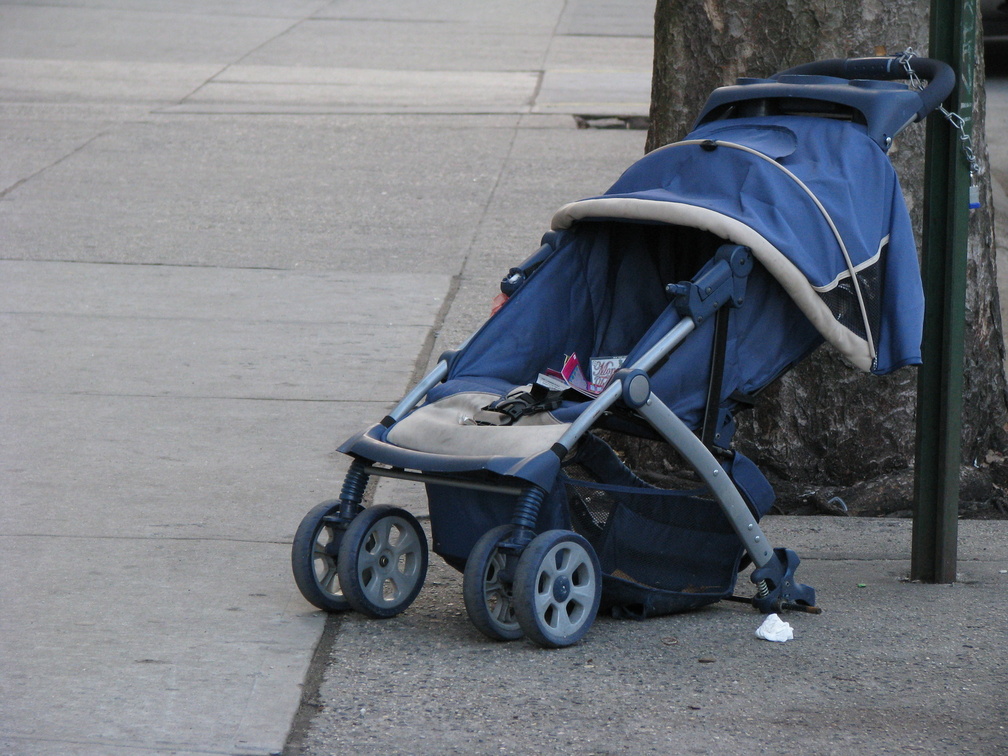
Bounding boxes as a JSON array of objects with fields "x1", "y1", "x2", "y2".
[{"x1": 599, "y1": 430, "x2": 1008, "y2": 520}]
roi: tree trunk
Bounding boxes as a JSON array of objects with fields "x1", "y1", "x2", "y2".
[{"x1": 639, "y1": 0, "x2": 1008, "y2": 516}]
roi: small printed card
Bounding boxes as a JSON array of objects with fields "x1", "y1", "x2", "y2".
[
  {"x1": 590, "y1": 356, "x2": 626, "y2": 389},
  {"x1": 535, "y1": 353, "x2": 626, "y2": 398},
  {"x1": 534, "y1": 372, "x2": 570, "y2": 393}
]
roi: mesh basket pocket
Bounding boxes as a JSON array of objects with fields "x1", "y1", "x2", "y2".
[{"x1": 563, "y1": 474, "x2": 745, "y2": 598}]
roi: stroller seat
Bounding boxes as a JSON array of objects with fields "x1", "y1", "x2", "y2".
[{"x1": 385, "y1": 390, "x2": 569, "y2": 459}]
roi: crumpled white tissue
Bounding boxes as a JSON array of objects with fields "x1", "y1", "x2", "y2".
[{"x1": 755, "y1": 613, "x2": 794, "y2": 642}]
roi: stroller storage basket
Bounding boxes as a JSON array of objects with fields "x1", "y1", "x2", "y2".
[
  {"x1": 561, "y1": 434, "x2": 773, "y2": 618},
  {"x1": 425, "y1": 479, "x2": 570, "y2": 572}
]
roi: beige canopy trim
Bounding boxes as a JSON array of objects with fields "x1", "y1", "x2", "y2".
[{"x1": 550, "y1": 197, "x2": 874, "y2": 372}]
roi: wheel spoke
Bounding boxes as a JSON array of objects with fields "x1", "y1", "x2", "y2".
[
  {"x1": 540, "y1": 558, "x2": 560, "y2": 582},
  {"x1": 312, "y1": 535, "x2": 341, "y2": 596},
  {"x1": 552, "y1": 604, "x2": 577, "y2": 635},
  {"x1": 484, "y1": 551, "x2": 517, "y2": 623},
  {"x1": 391, "y1": 523, "x2": 419, "y2": 555},
  {"x1": 490, "y1": 592, "x2": 514, "y2": 623},
  {"x1": 313, "y1": 525, "x2": 336, "y2": 557},
  {"x1": 485, "y1": 551, "x2": 506, "y2": 590},
  {"x1": 385, "y1": 574, "x2": 408, "y2": 600},
  {"x1": 568, "y1": 582, "x2": 596, "y2": 607},
  {"x1": 312, "y1": 540, "x2": 335, "y2": 564},
  {"x1": 357, "y1": 547, "x2": 382, "y2": 573},
  {"x1": 534, "y1": 580, "x2": 555, "y2": 614},
  {"x1": 554, "y1": 547, "x2": 573, "y2": 575},
  {"x1": 391, "y1": 528, "x2": 421, "y2": 579},
  {"x1": 361, "y1": 569, "x2": 389, "y2": 603},
  {"x1": 369, "y1": 522, "x2": 393, "y2": 554}
]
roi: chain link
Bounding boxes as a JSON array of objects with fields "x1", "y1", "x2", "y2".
[{"x1": 899, "y1": 47, "x2": 980, "y2": 180}]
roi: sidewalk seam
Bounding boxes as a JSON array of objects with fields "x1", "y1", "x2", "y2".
[{"x1": 0, "y1": 132, "x2": 107, "y2": 199}]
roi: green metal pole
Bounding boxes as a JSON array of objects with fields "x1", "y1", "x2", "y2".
[{"x1": 911, "y1": 0, "x2": 977, "y2": 582}]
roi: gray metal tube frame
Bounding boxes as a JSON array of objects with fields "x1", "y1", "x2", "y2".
[
  {"x1": 387, "y1": 361, "x2": 448, "y2": 422},
  {"x1": 556, "y1": 314, "x2": 776, "y2": 570},
  {"x1": 555, "y1": 317, "x2": 697, "y2": 447},
  {"x1": 636, "y1": 392, "x2": 775, "y2": 569}
]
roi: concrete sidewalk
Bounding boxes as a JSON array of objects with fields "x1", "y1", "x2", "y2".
[
  {"x1": 1, "y1": 2, "x2": 1006, "y2": 755},
  {"x1": 0, "y1": 1, "x2": 649, "y2": 754}
]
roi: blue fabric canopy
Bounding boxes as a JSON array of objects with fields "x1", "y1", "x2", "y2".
[{"x1": 552, "y1": 115, "x2": 925, "y2": 375}]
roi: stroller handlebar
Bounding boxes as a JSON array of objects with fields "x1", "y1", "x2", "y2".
[
  {"x1": 777, "y1": 56, "x2": 955, "y2": 122},
  {"x1": 694, "y1": 55, "x2": 957, "y2": 150}
]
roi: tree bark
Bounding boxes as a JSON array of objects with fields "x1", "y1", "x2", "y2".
[{"x1": 639, "y1": 0, "x2": 1008, "y2": 514}]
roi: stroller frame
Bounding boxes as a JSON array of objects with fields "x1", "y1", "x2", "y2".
[{"x1": 291, "y1": 54, "x2": 954, "y2": 648}]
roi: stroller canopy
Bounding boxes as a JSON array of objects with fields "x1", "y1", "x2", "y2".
[{"x1": 552, "y1": 115, "x2": 924, "y2": 374}]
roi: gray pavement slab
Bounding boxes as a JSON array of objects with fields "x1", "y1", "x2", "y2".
[
  {"x1": 176, "y1": 69, "x2": 540, "y2": 114},
  {"x1": 0, "y1": 115, "x2": 520, "y2": 268},
  {"x1": 534, "y1": 70, "x2": 651, "y2": 116},
  {"x1": 1, "y1": 261, "x2": 445, "y2": 401},
  {"x1": 556, "y1": 0, "x2": 655, "y2": 38},
  {"x1": 543, "y1": 33, "x2": 653, "y2": 71},
  {"x1": 0, "y1": 58, "x2": 223, "y2": 106},
  {"x1": 1, "y1": 536, "x2": 322, "y2": 756},
  {"x1": 311, "y1": 0, "x2": 565, "y2": 30},
  {"x1": 1, "y1": 260, "x2": 448, "y2": 754},
  {"x1": 0, "y1": 2, "x2": 307, "y2": 64},
  {"x1": 236, "y1": 18, "x2": 554, "y2": 73}
]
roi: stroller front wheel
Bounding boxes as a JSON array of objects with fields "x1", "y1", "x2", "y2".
[
  {"x1": 291, "y1": 500, "x2": 353, "y2": 613},
  {"x1": 513, "y1": 530, "x2": 602, "y2": 648},
  {"x1": 337, "y1": 505, "x2": 428, "y2": 619},
  {"x1": 463, "y1": 525, "x2": 523, "y2": 641}
]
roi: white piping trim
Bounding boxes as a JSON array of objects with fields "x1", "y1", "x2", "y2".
[
  {"x1": 811, "y1": 235, "x2": 889, "y2": 292},
  {"x1": 691, "y1": 139, "x2": 876, "y2": 360},
  {"x1": 550, "y1": 197, "x2": 874, "y2": 371}
]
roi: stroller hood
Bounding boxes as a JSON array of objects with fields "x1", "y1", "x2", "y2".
[{"x1": 552, "y1": 116, "x2": 924, "y2": 374}]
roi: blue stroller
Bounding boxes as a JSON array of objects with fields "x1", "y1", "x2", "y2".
[{"x1": 292, "y1": 55, "x2": 954, "y2": 647}]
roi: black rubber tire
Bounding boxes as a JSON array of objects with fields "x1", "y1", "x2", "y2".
[
  {"x1": 291, "y1": 500, "x2": 352, "y2": 612},
  {"x1": 336, "y1": 505, "x2": 428, "y2": 619},
  {"x1": 513, "y1": 530, "x2": 602, "y2": 648},
  {"x1": 463, "y1": 525, "x2": 523, "y2": 641}
]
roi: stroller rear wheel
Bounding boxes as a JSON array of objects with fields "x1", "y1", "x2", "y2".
[
  {"x1": 291, "y1": 500, "x2": 353, "y2": 613},
  {"x1": 337, "y1": 505, "x2": 428, "y2": 618},
  {"x1": 513, "y1": 530, "x2": 602, "y2": 648},
  {"x1": 463, "y1": 525, "x2": 523, "y2": 641}
]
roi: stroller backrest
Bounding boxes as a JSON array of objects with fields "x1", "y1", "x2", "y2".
[
  {"x1": 448, "y1": 223, "x2": 723, "y2": 389},
  {"x1": 445, "y1": 221, "x2": 822, "y2": 440}
]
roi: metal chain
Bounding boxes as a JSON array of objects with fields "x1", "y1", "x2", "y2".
[{"x1": 899, "y1": 47, "x2": 980, "y2": 180}]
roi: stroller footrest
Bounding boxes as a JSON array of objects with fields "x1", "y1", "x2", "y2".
[{"x1": 750, "y1": 547, "x2": 816, "y2": 613}]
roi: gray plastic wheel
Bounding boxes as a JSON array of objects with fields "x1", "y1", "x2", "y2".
[
  {"x1": 291, "y1": 500, "x2": 352, "y2": 612},
  {"x1": 513, "y1": 530, "x2": 602, "y2": 648},
  {"x1": 336, "y1": 505, "x2": 428, "y2": 619},
  {"x1": 463, "y1": 525, "x2": 523, "y2": 641}
]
